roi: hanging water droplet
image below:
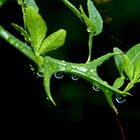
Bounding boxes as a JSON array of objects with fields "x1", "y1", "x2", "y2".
[
  {"x1": 54, "y1": 72, "x2": 64, "y2": 79},
  {"x1": 71, "y1": 74, "x2": 79, "y2": 81},
  {"x1": 36, "y1": 71, "x2": 43, "y2": 78},
  {"x1": 92, "y1": 85, "x2": 100, "y2": 91},
  {"x1": 115, "y1": 95, "x2": 126, "y2": 104}
]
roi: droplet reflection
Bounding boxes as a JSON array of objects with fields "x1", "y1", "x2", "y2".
[
  {"x1": 71, "y1": 75, "x2": 79, "y2": 81},
  {"x1": 116, "y1": 95, "x2": 126, "y2": 104},
  {"x1": 36, "y1": 71, "x2": 43, "y2": 78},
  {"x1": 54, "y1": 72, "x2": 64, "y2": 79},
  {"x1": 92, "y1": 85, "x2": 100, "y2": 91}
]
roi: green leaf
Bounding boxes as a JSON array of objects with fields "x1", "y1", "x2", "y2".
[
  {"x1": 25, "y1": 6, "x2": 47, "y2": 54},
  {"x1": 113, "y1": 77, "x2": 125, "y2": 89},
  {"x1": 136, "y1": 79, "x2": 140, "y2": 83},
  {"x1": 26, "y1": 0, "x2": 39, "y2": 11},
  {"x1": 122, "y1": 54, "x2": 134, "y2": 81},
  {"x1": 0, "y1": 0, "x2": 6, "y2": 7},
  {"x1": 133, "y1": 59, "x2": 140, "y2": 81},
  {"x1": 39, "y1": 29, "x2": 66, "y2": 55},
  {"x1": 113, "y1": 47, "x2": 124, "y2": 77},
  {"x1": 18, "y1": 0, "x2": 39, "y2": 12},
  {"x1": 87, "y1": 0, "x2": 103, "y2": 35},
  {"x1": 126, "y1": 43, "x2": 140, "y2": 65},
  {"x1": 17, "y1": 0, "x2": 26, "y2": 5},
  {"x1": 124, "y1": 82, "x2": 134, "y2": 92},
  {"x1": 11, "y1": 23, "x2": 31, "y2": 43},
  {"x1": 79, "y1": 5, "x2": 95, "y2": 34},
  {"x1": 125, "y1": 43, "x2": 140, "y2": 81}
]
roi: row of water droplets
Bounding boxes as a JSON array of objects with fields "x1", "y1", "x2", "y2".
[
  {"x1": 5, "y1": 35, "x2": 127, "y2": 104},
  {"x1": 54, "y1": 71, "x2": 79, "y2": 81},
  {"x1": 53, "y1": 72, "x2": 126, "y2": 103},
  {"x1": 34, "y1": 59, "x2": 126, "y2": 104}
]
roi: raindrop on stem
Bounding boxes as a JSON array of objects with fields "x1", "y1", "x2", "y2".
[
  {"x1": 54, "y1": 72, "x2": 64, "y2": 79},
  {"x1": 92, "y1": 85, "x2": 100, "y2": 91},
  {"x1": 36, "y1": 71, "x2": 43, "y2": 78},
  {"x1": 116, "y1": 95, "x2": 126, "y2": 104},
  {"x1": 71, "y1": 74, "x2": 79, "y2": 81}
]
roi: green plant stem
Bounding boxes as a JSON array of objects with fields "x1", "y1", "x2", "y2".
[
  {"x1": 0, "y1": 25, "x2": 35, "y2": 62},
  {"x1": 43, "y1": 55, "x2": 125, "y2": 96},
  {"x1": 86, "y1": 33, "x2": 93, "y2": 63}
]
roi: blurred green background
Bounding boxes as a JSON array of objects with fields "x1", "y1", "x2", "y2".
[{"x1": 0, "y1": 0, "x2": 140, "y2": 139}]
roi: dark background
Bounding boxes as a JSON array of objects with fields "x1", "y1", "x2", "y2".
[{"x1": 0, "y1": 0, "x2": 140, "y2": 139}]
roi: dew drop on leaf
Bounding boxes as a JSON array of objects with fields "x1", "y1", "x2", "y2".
[
  {"x1": 115, "y1": 95, "x2": 126, "y2": 104},
  {"x1": 54, "y1": 72, "x2": 64, "y2": 79},
  {"x1": 92, "y1": 85, "x2": 100, "y2": 91},
  {"x1": 71, "y1": 74, "x2": 79, "y2": 81}
]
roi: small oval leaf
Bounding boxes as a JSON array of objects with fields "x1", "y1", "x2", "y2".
[
  {"x1": 87, "y1": 0, "x2": 103, "y2": 35},
  {"x1": 26, "y1": 0, "x2": 39, "y2": 11},
  {"x1": 126, "y1": 43, "x2": 140, "y2": 82},
  {"x1": 124, "y1": 82, "x2": 134, "y2": 92},
  {"x1": 113, "y1": 47, "x2": 124, "y2": 77},
  {"x1": 126, "y1": 43, "x2": 140, "y2": 65},
  {"x1": 122, "y1": 54, "x2": 134, "y2": 81},
  {"x1": 39, "y1": 29, "x2": 66, "y2": 54},
  {"x1": 25, "y1": 6, "x2": 47, "y2": 53},
  {"x1": 113, "y1": 77, "x2": 125, "y2": 89},
  {"x1": 133, "y1": 59, "x2": 140, "y2": 81}
]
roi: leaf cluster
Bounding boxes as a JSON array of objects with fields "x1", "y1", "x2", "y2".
[{"x1": 0, "y1": 0, "x2": 140, "y2": 114}]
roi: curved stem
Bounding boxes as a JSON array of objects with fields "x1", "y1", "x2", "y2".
[
  {"x1": 115, "y1": 114, "x2": 126, "y2": 140},
  {"x1": 43, "y1": 56, "x2": 125, "y2": 96}
]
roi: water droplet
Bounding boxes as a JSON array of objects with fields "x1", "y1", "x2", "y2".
[
  {"x1": 66, "y1": 65, "x2": 72, "y2": 71},
  {"x1": 36, "y1": 71, "x2": 43, "y2": 78},
  {"x1": 54, "y1": 72, "x2": 64, "y2": 79},
  {"x1": 71, "y1": 74, "x2": 79, "y2": 81},
  {"x1": 46, "y1": 97, "x2": 49, "y2": 100},
  {"x1": 115, "y1": 95, "x2": 126, "y2": 104},
  {"x1": 126, "y1": 78, "x2": 129, "y2": 81},
  {"x1": 92, "y1": 85, "x2": 100, "y2": 91}
]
